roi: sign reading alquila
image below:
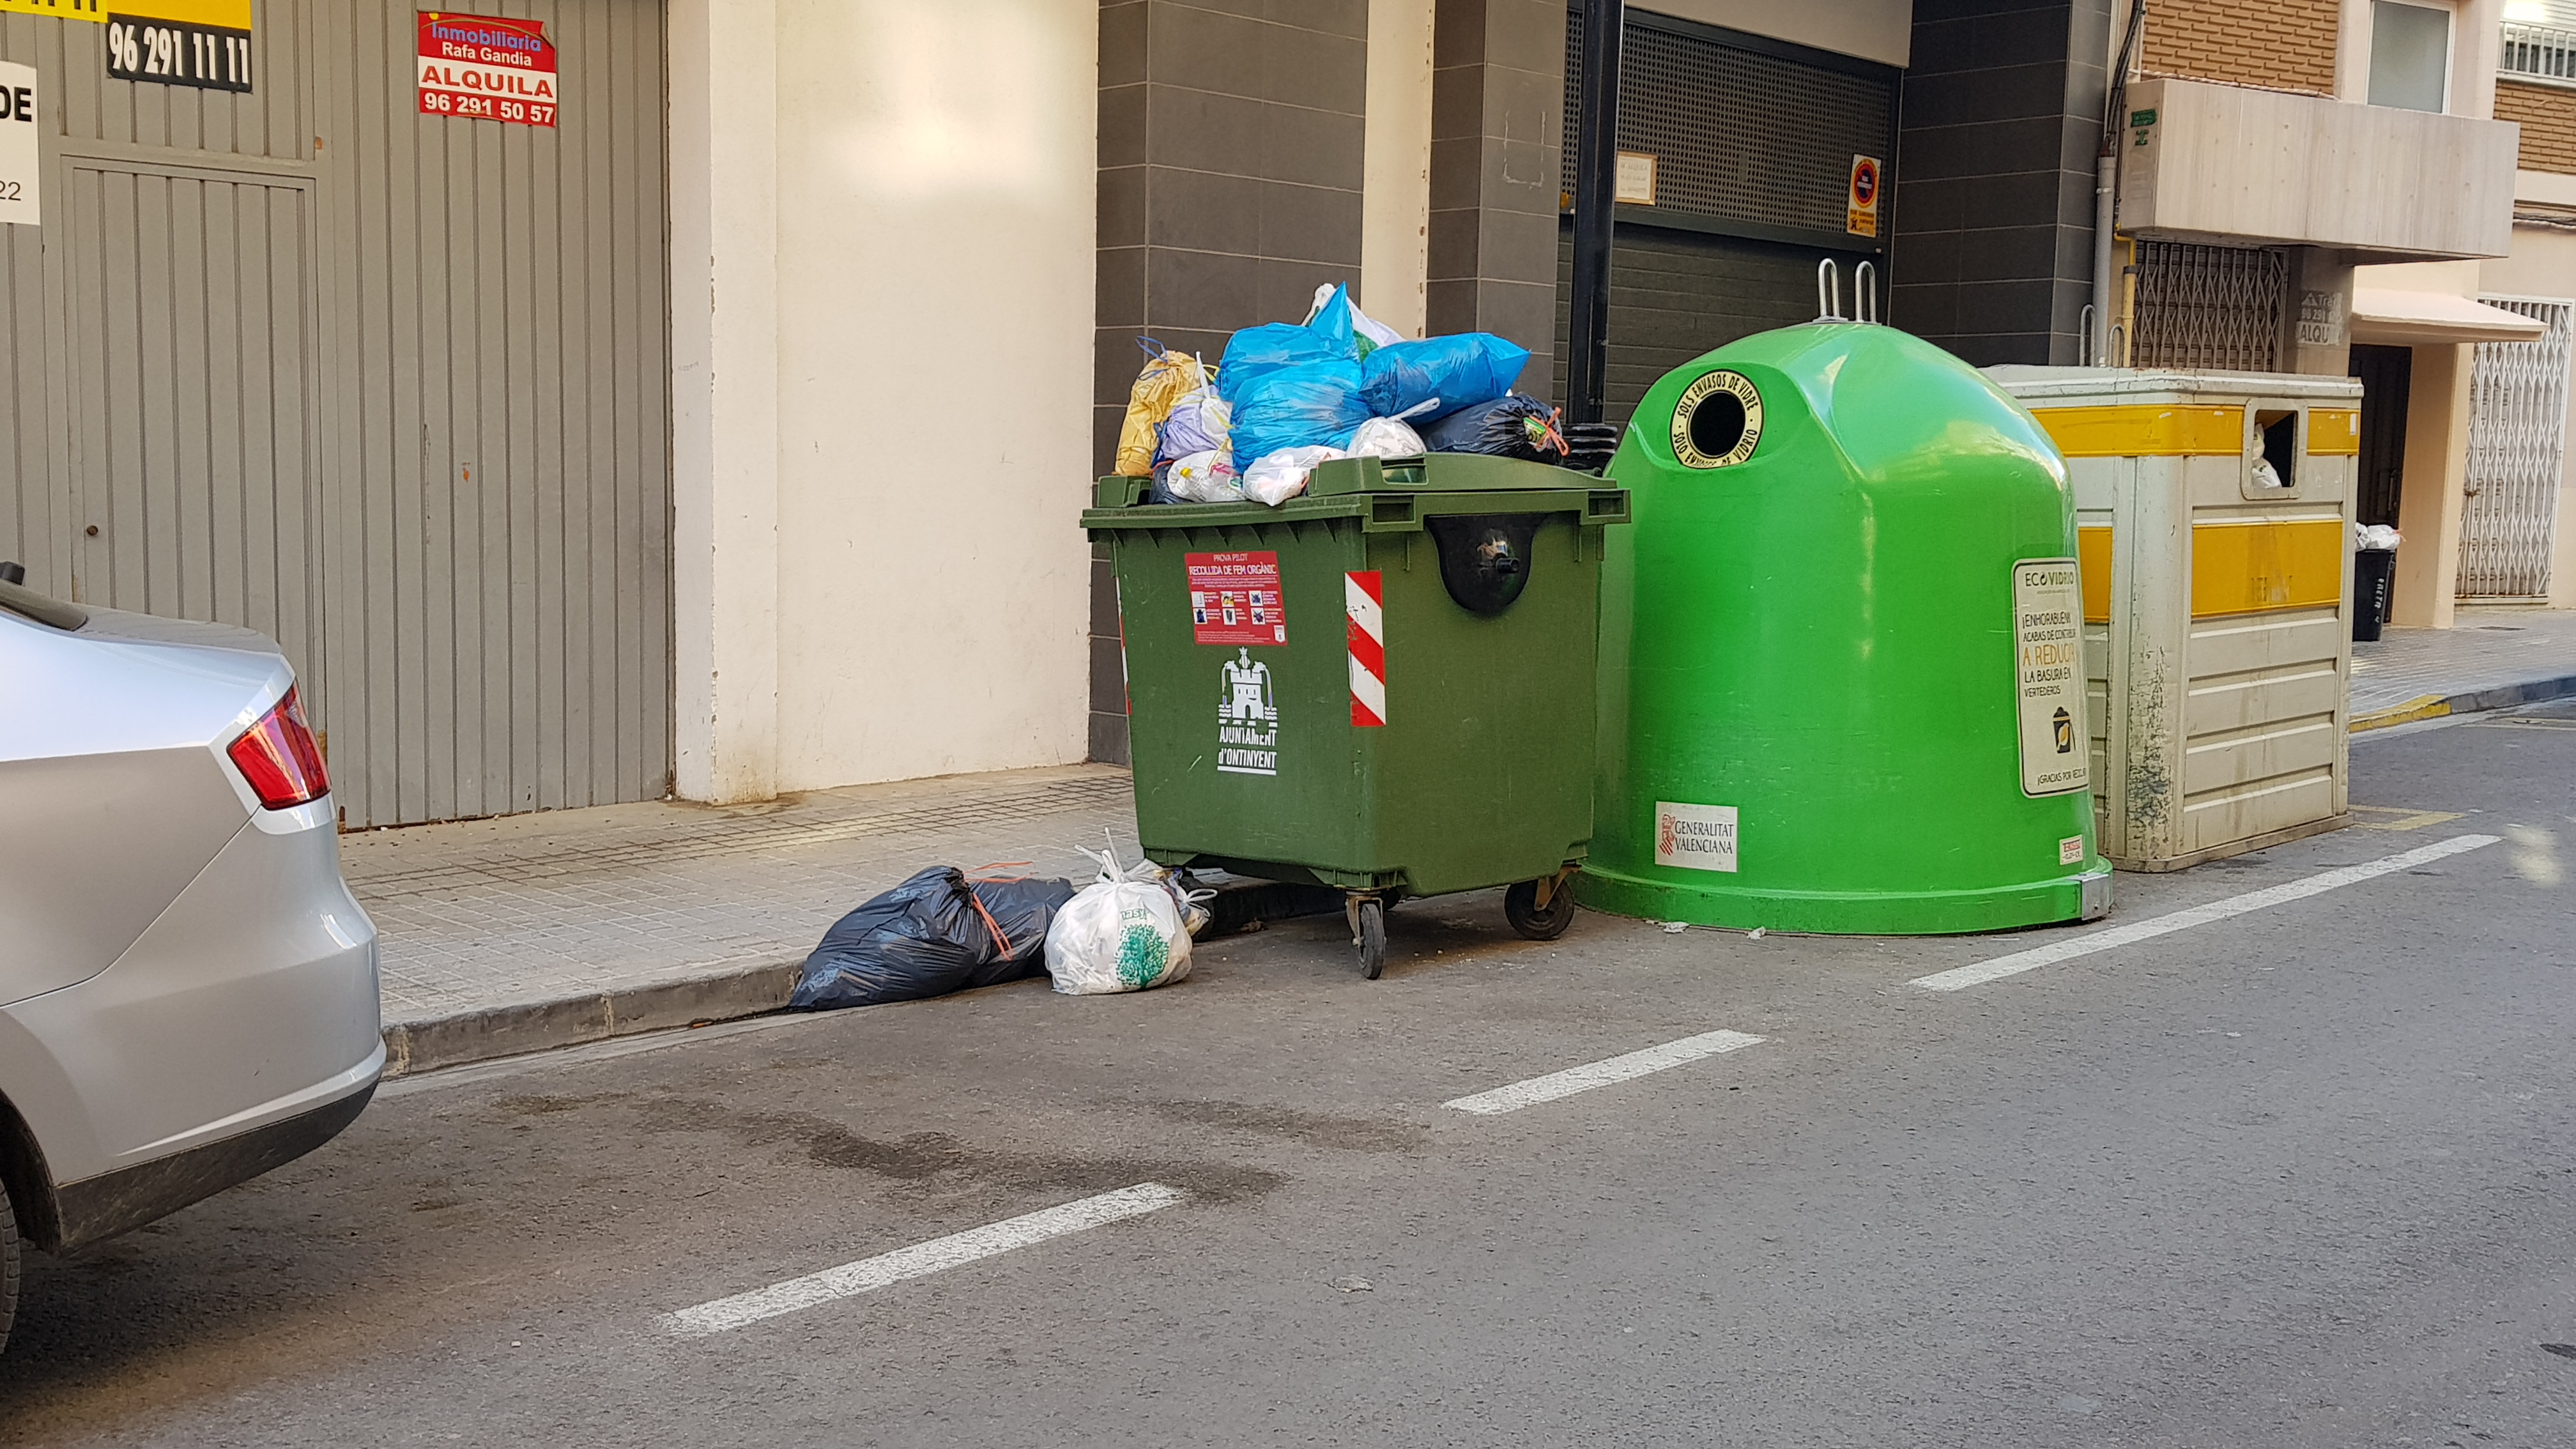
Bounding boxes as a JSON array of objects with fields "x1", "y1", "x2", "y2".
[{"x1": 417, "y1": 11, "x2": 556, "y2": 128}]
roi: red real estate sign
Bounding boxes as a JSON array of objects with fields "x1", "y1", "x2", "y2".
[{"x1": 417, "y1": 11, "x2": 556, "y2": 128}]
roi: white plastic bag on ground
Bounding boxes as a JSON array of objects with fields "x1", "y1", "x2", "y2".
[
  {"x1": 1244, "y1": 445, "x2": 1344, "y2": 505},
  {"x1": 1045, "y1": 843, "x2": 1195, "y2": 995},
  {"x1": 1165, "y1": 449, "x2": 1245, "y2": 503}
]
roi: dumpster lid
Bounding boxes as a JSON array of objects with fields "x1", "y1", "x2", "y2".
[{"x1": 1305, "y1": 454, "x2": 1597, "y2": 495}]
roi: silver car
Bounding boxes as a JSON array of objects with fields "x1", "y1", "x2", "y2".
[{"x1": 0, "y1": 566, "x2": 383, "y2": 1353}]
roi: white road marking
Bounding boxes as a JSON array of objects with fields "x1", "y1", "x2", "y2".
[
  {"x1": 662, "y1": 1181, "x2": 1188, "y2": 1337},
  {"x1": 1908, "y1": 832, "x2": 2501, "y2": 993},
  {"x1": 1442, "y1": 1029, "x2": 1767, "y2": 1116}
]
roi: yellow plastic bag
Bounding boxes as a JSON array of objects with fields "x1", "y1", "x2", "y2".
[{"x1": 1115, "y1": 339, "x2": 1208, "y2": 477}]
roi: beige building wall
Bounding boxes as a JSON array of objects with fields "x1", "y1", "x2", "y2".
[{"x1": 671, "y1": 0, "x2": 1100, "y2": 802}]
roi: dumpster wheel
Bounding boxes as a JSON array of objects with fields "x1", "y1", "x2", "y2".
[
  {"x1": 1349, "y1": 896, "x2": 1388, "y2": 979},
  {"x1": 1504, "y1": 873, "x2": 1578, "y2": 941}
]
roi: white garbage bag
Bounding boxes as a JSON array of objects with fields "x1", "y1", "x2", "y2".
[
  {"x1": 1347, "y1": 415, "x2": 1426, "y2": 458},
  {"x1": 1165, "y1": 449, "x2": 1245, "y2": 503},
  {"x1": 1243, "y1": 445, "x2": 1345, "y2": 506},
  {"x1": 1044, "y1": 843, "x2": 1200, "y2": 995}
]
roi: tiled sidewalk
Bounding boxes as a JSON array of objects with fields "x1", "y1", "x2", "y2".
[
  {"x1": 2349, "y1": 607, "x2": 2576, "y2": 723},
  {"x1": 349, "y1": 608, "x2": 2576, "y2": 1071},
  {"x1": 344, "y1": 765, "x2": 1137, "y2": 1027}
]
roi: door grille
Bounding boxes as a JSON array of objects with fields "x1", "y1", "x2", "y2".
[
  {"x1": 2460, "y1": 296, "x2": 2572, "y2": 598},
  {"x1": 2131, "y1": 241, "x2": 2288, "y2": 372}
]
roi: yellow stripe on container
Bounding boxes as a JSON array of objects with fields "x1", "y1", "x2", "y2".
[
  {"x1": 2188, "y1": 518, "x2": 2345, "y2": 618},
  {"x1": 2078, "y1": 525, "x2": 2111, "y2": 623},
  {"x1": 2308, "y1": 409, "x2": 2360, "y2": 456},
  {"x1": 2076, "y1": 521, "x2": 2347, "y2": 620},
  {"x1": 2030, "y1": 405, "x2": 2242, "y2": 457}
]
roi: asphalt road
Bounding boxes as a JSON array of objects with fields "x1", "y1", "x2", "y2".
[{"x1": 4, "y1": 700, "x2": 2572, "y2": 1447}]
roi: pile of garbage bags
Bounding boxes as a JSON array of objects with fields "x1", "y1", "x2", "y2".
[
  {"x1": 1116, "y1": 282, "x2": 1583, "y2": 507},
  {"x1": 791, "y1": 845, "x2": 1214, "y2": 1011}
]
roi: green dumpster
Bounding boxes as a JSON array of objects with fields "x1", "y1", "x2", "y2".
[
  {"x1": 1574, "y1": 321, "x2": 2113, "y2": 935},
  {"x1": 1084, "y1": 454, "x2": 1630, "y2": 977}
]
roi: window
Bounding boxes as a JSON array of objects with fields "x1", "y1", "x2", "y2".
[{"x1": 2370, "y1": 1, "x2": 2453, "y2": 112}]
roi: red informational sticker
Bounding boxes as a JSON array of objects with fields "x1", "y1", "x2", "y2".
[
  {"x1": 417, "y1": 12, "x2": 557, "y2": 128},
  {"x1": 1186, "y1": 551, "x2": 1287, "y2": 647}
]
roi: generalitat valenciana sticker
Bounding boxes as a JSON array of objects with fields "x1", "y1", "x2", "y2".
[
  {"x1": 1654, "y1": 801, "x2": 1738, "y2": 873},
  {"x1": 1670, "y1": 369, "x2": 1762, "y2": 469},
  {"x1": 2012, "y1": 558, "x2": 2089, "y2": 797}
]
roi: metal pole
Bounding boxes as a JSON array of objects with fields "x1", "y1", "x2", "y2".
[
  {"x1": 2093, "y1": 0, "x2": 2147, "y2": 367},
  {"x1": 1566, "y1": 0, "x2": 1623, "y2": 427}
]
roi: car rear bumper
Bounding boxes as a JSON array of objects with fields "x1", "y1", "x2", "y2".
[
  {"x1": 51, "y1": 1057, "x2": 380, "y2": 1248},
  {"x1": 0, "y1": 801, "x2": 384, "y2": 1228}
]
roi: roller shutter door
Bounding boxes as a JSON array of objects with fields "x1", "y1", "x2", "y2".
[
  {"x1": 0, "y1": 1, "x2": 671, "y2": 827},
  {"x1": 1552, "y1": 10, "x2": 1895, "y2": 424}
]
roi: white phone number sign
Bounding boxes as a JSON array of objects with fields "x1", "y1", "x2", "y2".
[{"x1": 0, "y1": 62, "x2": 36, "y2": 227}]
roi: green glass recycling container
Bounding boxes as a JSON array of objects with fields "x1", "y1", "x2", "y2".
[{"x1": 1575, "y1": 322, "x2": 2113, "y2": 935}]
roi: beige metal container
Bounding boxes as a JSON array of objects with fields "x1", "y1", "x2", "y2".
[{"x1": 1986, "y1": 367, "x2": 2362, "y2": 871}]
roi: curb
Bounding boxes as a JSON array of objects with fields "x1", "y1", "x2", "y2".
[
  {"x1": 374, "y1": 878, "x2": 1349, "y2": 1080},
  {"x1": 381, "y1": 960, "x2": 801, "y2": 1078},
  {"x1": 2351, "y1": 671, "x2": 2576, "y2": 733}
]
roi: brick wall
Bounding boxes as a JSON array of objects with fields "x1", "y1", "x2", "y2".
[
  {"x1": 2140, "y1": 0, "x2": 2338, "y2": 96},
  {"x1": 2498, "y1": 79, "x2": 2576, "y2": 175}
]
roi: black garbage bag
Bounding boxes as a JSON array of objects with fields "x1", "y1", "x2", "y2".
[
  {"x1": 791, "y1": 868, "x2": 1076, "y2": 1011},
  {"x1": 1421, "y1": 392, "x2": 1568, "y2": 464}
]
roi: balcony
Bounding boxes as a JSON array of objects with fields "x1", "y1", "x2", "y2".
[
  {"x1": 2115, "y1": 77, "x2": 2518, "y2": 263},
  {"x1": 2501, "y1": 21, "x2": 2576, "y2": 88}
]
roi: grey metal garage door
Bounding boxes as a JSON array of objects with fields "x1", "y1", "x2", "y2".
[{"x1": 0, "y1": 1, "x2": 670, "y2": 829}]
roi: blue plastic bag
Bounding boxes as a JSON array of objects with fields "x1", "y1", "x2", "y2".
[
  {"x1": 1357, "y1": 334, "x2": 1531, "y2": 423},
  {"x1": 1230, "y1": 360, "x2": 1368, "y2": 472},
  {"x1": 1308, "y1": 284, "x2": 1359, "y2": 355},
  {"x1": 1219, "y1": 323, "x2": 1339, "y2": 404}
]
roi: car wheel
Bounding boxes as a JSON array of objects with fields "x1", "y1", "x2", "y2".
[{"x1": 1, "y1": 1174, "x2": 17, "y2": 1355}]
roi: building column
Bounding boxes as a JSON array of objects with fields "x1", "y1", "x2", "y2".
[
  {"x1": 1425, "y1": 0, "x2": 1564, "y2": 370},
  {"x1": 2391, "y1": 341, "x2": 2472, "y2": 629},
  {"x1": 668, "y1": 0, "x2": 781, "y2": 802},
  {"x1": 1363, "y1": 0, "x2": 1436, "y2": 339}
]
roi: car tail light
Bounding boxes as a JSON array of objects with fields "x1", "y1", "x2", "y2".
[{"x1": 227, "y1": 687, "x2": 330, "y2": 809}]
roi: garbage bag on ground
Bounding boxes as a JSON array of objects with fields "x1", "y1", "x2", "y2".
[
  {"x1": 1116, "y1": 339, "x2": 1209, "y2": 477},
  {"x1": 792, "y1": 867, "x2": 1076, "y2": 1010},
  {"x1": 1045, "y1": 844, "x2": 1202, "y2": 995},
  {"x1": 1421, "y1": 392, "x2": 1568, "y2": 464},
  {"x1": 1165, "y1": 449, "x2": 1245, "y2": 503},
  {"x1": 1347, "y1": 415, "x2": 1427, "y2": 458},
  {"x1": 1244, "y1": 445, "x2": 1344, "y2": 505},
  {"x1": 1230, "y1": 359, "x2": 1368, "y2": 471},
  {"x1": 1156, "y1": 387, "x2": 1231, "y2": 465},
  {"x1": 1356, "y1": 334, "x2": 1531, "y2": 423},
  {"x1": 1302, "y1": 282, "x2": 1402, "y2": 357}
]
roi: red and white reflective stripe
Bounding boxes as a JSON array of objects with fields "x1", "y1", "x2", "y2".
[{"x1": 1346, "y1": 571, "x2": 1386, "y2": 728}]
